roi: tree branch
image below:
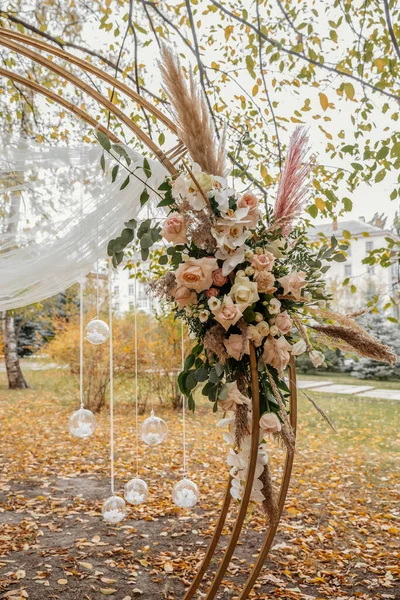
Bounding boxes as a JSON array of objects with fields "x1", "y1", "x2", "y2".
[
  {"x1": 383, "y1": 0, "x2": 400, "y2": 61},
  {"x1": 275, "y1": 0, "x2": 302, "y2": 39},
  {"x1": 209, "y1": 0, "x2": 400, "y2": 102}
]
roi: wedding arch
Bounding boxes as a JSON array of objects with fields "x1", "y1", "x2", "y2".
[{"x1": 0, "y1": 27, "x2": 298, "y2": 599}]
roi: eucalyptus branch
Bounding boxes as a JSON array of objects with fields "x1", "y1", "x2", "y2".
[
  {"x1": 106, "y1": 150, "x2": 164, "y2": 200},
  {"x1": 208, "y1": 0, "x2": 400, "y2": 102}
]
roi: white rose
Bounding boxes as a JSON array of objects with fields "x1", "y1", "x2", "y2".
[
  {"x1": 291, "y1": 339, "x2": 307, "y2": 356},
  {"x1": 269, "y1": 325, "x2": 279, "y2": 337},
  {"x1": 256, "y1": 321, "x2": 270, "y2": 337},
  {"x1": 196, "y1": 171, "x2": 214, "y2": 191},
  {"x1": 208, "y1": 296, "x2": 221, "y2": 311},
  {"x1": 199, "y1": 309, "x2": 210, "y2": 323},
  {"x1": 229, "y1": 275, "x2": 259, "y2": 310},
  {"x1": 309, "y1": 350, "x2": 325, "y2": 367},
  {"x1": 268, "y1": 298, "x2": 281, "y2": 314},
  {"x1": 245, "y1": 266, "x2": 255, "y2": 276}
]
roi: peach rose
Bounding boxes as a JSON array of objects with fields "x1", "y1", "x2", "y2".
[
  {"x1": 238, "y1": 192, "x2": 260, "y2": 229},
  {"x1": 175, "y1": 257, "x2": 218, "y2": 293},
  {"x1": 278, "y1": 271, "x2": 307, "y2": 301},
  {"x1": 161, "y1": 213, "x2": 188, "y2": 244},
  {"x1": 274, "y1": 310, "x2": 292, "y2": 335},
  {"x1": 219, "y1": 381, "x2": 251, "y2": 412},
  {"x1": 212, "y1": 268, "x2": 228, "y2": 287},
  {"x1": 173, "y1": 286, "x2": 197, "y2": 309},
  {"x1": 246, "y1": 324, "x2": 263, "y2": 347},
  {"x1": 212, "y1": 295, "x2": 243, "y2": 331},
  {"x1": 223, "y1": 334, "x2": 249, "y2": 361},
  {"x1": 206, "y1": 287, "x2": 219, "y2": 298},
  {"x1": 262, "y1": 335, "x2": 292, "y2": 374},
  {"x1": 250, "y1": 250, "x2": 275, "y2": 272},
  {"x1": 253, "y1": 270, "x2": 277, "y2": 294},
  {"x1": 260, "y1": 412, "x2": 282, "y2": 435}
]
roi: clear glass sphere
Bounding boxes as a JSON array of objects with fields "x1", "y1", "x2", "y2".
[
  {"x1": 140, "y1": 410, "x2": 168, "y2": 446},
  {"x1": 102, "y1": 495, "x2": 127, "y2": 524},
  {"x1": 84, "y1": 318, "x2": 110, "y2": 345},
  {"x1": 124, "y1": 478, "x2": 149, "y2": 506},
  {"x1": 68, "y1": 407, "x2": 97, "y2": 438},
  {"x1": 172, "y1": 478, "x2": 199, "y2": 508}
]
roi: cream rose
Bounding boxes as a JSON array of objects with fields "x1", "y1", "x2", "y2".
[
  {"x1": 223, "y1": 334, "x2": 249, "y2": 361},
  {"x1": 268, "y1": 298, "x2": 281, "y2": 314},
  {"x1": 250, "y1": 250, "x2": 275, "y2": 272},
  {"x1": 260, "y1": 412, "x2": 282, "y2": 435},
  {"x1": 219, "y1": 381, "x2": 251, "y2": 412},
  {"x1": 256, "y1": 320, "x2": 270, "y2": 338},
  {"x1": 262, "y1": 335, "x2": 292, "y2": 374},
  {"x1": 196, "y1": 171, "x2": 214, "y2": 192},
  {"x1": 246, "y1": 324, "x2": 263, "y2": 347},
  {"x1": 175, "y1": 257, "x2": 218, "y2": 293},
  {"x1": 173, "y1": 286, "x2": 197, "y2": 309},
  {"x1": 253, "y1": 270, "x2": 277, "y2": 294},
  {"x1": 161, "y1": 212, "x2": 188, "y2": 244},
  {"x1": 278, "y1": 271, "x2": 307, "y2": 301},
  {"x1": 229, "y1": 275, "x2": 259, "y2": 310},
  {"x1": 212, "y1": 296, "x2": 243, "y2": 331},
  {"x1": 274, "y1": 311, "x2": 292, "y2": 335}
]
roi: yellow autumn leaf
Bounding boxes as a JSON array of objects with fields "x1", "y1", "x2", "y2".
[
  {"x1": 57, "y1": 579, "x2": 68, "y2": 585},
  {"x1": 252, "y1": 85, "x2": 258, "y2": 97},
  {"x1": 319, "y1": 92, "x2": 329, "y2": 111},
  {"x1": 224, "y1": 25, "x2": 234, "y2": 41},
  {"x1": 315, "y1": 197, "x2": 325, "y2": 211},
  {"x1": 343, "y1": 83, "x2": 355, "y2": 100},
  {"x1": 100, "y1": 589, "x2": 117, "y2": 595}
]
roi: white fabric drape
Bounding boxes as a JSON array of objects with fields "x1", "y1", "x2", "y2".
[{"x1": 0, "y1": 138, "x2": 168, "y2": 310}]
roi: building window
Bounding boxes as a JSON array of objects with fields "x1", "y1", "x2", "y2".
[
  {"x1": 129, "y1": 301, "x2": 134, "y2": 310},
  {"x1": 114, "y1": 285, "x2": 119, "y2": 294},
  {"x1": 344, "y1": 264, "x2": 352, "y2": 277},
  {"x1": 366, "y1": 241, "x2": 374, "y2": 252},
  {"x1": 114, "y1": 302, "x2": 120, "y2": 311},
  {"x1": 128, "y1": 284, "x2": 134, "y2": 295}
]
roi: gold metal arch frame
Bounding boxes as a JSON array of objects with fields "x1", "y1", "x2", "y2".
[{"x1": 0, "y1": 28, "x2": 297, "y2": 600}]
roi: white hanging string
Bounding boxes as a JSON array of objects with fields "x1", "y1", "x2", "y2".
[
  {"x1": 108, "y1": 261, "x2": 115, "y2": 496},
  {"x1": 181, "y1": 323, "x2": 187, "y2": 478},
  {"x1": 79, "y1": 280, "x2": 84, "y2": 409},
  {"x1": 134, "y1": 246, "x2": 139, "y2": 477}
]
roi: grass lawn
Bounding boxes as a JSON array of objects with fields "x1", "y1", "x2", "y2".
[{"x1": 0, "y1": 367, "x2": 399, "y2": 599}]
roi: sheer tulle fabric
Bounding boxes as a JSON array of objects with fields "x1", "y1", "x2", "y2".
[{"x1": 0, "y1": 138, "x2": 167, "y2": 310}]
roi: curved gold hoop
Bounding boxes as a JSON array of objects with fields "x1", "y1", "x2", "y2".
[{"x1": 0, "y1": 27, "x2": 297, "y2": 600}]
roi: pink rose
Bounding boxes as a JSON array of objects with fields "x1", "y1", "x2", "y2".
[
  {"x1": 175, "y1": 257, "x2": 218, "y2": 293},
  {"x1": 212, "y1": 268, "x2": 228, "y2": 287},
  {"x1": 253, "y1": 270, "x2": 277, "y2": 294},
  {"x1": 262, "y1": 335, "x2": 292, "y2": 375},
  {"x1": 260, "y1": 412, "x2": 282, "y2": 435},
  {"x1": 173, "y1": 286, "x2": 197, "y2": 309},
  {"x1": 278, "y1": 271, "x2": 307, "y2": 301},
  {"x1": 212, "y1": 296, "x2": 243, "y2": 331},
  {"x1": 274, "y1": 311, "x2": 292, "y2": 335},
  {"x1": 161, "y1": 213, "x2": 188, "y2": 244},
  {"x1": 250, "y1": 250, "x2": 275, "y2": 272},
  {"x1": 219, "y1": 381, "x2": 251, "y2": 412},
  {"x1": 223, "y1": 334, "x2": 249, "y2": 361},
  {"x1": 238, "y1": 192, "x2": 259, "y2": 229},
  {"x1": 206, "y1": 287, "x2": 219, "y2": 298}
]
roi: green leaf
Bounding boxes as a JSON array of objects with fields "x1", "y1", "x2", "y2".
[
  {"x1": 308, "y1": 204, "x2": 318, "y2": 218},
  {"x1": 140, "y1": 232, "x2": 153, "y2": 249},
  {"x1": 158, "y1": 254, "x2": 168, "y2": 265},
  {"x1": 120, "y1": 228, "x2": 134, "y2": 245},
  {"x1": 343, "y1": 197, "x2": 352, "y2": 211},
  {"x1": 390, "y1": 142, "x2": 400, "y2": 158},
  {"x1": 333, "y1": 253, "x2": 346, "y2": 262},
  {"x1": 97, "y1": 131, "x2": 111, "y2": 152},
  {"x1": 112, "y1": 144, "x2": 131, "y2": 165},
  {"x1": 375, "y1": 169, "x2": 386, "y2": 183},
  {"x1": 100, "y1": 153, "x2": 106, "y2": 172},
  {"x1": 158, "y1": 132, "x2": 165, "y2": 146},
  {"x1": 124, "y1": 219, "x2": 137, "y2": 230},
  {"x1": 192, "y1": 344, "x2": 203, "y2": 357},
  {"x1": 141, "y1": 247, "x2": 149, "y2": 261},
  {"x1": 376, "y1": 146, "x2": 389, "y2": 160},
  {"x1": 137, "y1": 219, "x2": 152, "y2": 237},
  {"x1": 194, "y1": 367, "x2": 208, "y2": 382},
  {"x1": 140, "y1": 188, "x2": 150, "y2": 207},
  {"x1": 120, "y1": 176, "x2": 130, "y2": 190},
  {"x1": 143, "y1": 157, "x2": 151, "y2": 178},
  {"x1": 111, "y1": 164, "x2": 119, "y2": 182},
  {"x1": 186, "y1": 371, "x2": 197, "y2": 392},
  {"x1": 184, "y1": 354, "x2": 195, "y2": 371},
  {"x1": 218, "y1": 384, "x2": 228, "y2": 400}
]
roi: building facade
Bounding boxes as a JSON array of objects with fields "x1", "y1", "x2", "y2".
[{"x1": 309, "y1": 219, "x2": 400, "y2": 319}]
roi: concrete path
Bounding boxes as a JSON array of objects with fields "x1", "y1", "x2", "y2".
[
  {"x1": 298, "y1": 379, "x2": 400, "y2": 400},
  {"x1": 359, "y1": 389, "x2": 400, "y2": 400}
]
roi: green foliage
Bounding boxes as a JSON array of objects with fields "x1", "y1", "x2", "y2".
[{"x1": 351, "y1": 313, "x2": 400, "y2": 380}]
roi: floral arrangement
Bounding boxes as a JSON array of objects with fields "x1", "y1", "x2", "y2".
[{"x1": 101, "y1": 47, "x2": 396, "y2": 518}]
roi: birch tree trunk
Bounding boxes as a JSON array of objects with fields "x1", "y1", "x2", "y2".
[{"x1": 2, "y1": 311, "x2": 28, "y2": 389}]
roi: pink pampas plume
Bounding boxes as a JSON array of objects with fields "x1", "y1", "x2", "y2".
[{"x1": 273, "y1": 127, "x2": 312, "y2": 235}]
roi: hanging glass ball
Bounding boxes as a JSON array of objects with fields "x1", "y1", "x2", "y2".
[
  {"x1": 140, "y1": 410, "x2": 168, "y2": 446},
  {"x1": 172, "y1": 478, "x2": 199, "y2": 508},
  {"x1": 124, "y1": 478, "x2": 149, "y2": 506},
  {"x1": 102, "y1": 495, "x2": 127, "y2": 524},
  {"x1": 84, "y1": 318, "x2": 110, "y2": 345},
  {"x1": 68, "y1": 407, "x2": 97, "y2": 438}
]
